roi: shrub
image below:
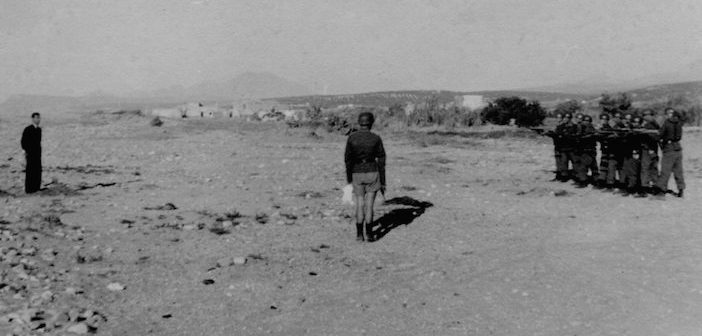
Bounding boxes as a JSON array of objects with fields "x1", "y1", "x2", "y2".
[
  {"x1": 480, "y1": 96, "x2": 546, "y2": 127},
  {"x1": 599, "y1": 92, "x2": 632, "y2": 114}
]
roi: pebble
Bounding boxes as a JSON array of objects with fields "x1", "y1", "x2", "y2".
[
  {"x1": 232, "y1": 257, "x2": 247, "y2": 265},
  {"x1": 107, "y1": 282, "x2": 125, "y2": 291}
]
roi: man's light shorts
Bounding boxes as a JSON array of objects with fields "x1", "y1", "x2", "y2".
[{"x1": 352, "y1": 172, "x2": 380, "y2": 196}]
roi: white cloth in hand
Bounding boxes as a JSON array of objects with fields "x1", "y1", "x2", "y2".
[{"x1": 342, "y1": 184, "x2": 354, "y2": 205}]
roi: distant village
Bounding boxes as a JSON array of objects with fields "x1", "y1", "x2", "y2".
[{"x1": 149, "y1": 94, "x2": 491, "y2": 122}]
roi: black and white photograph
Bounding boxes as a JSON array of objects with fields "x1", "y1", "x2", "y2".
[{"x1": 1, "y1": 1, "x2": 701, "y2": 335}]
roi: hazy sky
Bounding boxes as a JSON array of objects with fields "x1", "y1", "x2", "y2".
[{"x1": 2, "y1": 0, "x2": 702, "y2": 98}]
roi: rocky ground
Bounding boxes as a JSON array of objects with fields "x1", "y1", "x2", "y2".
[{"x1": 1, "y1": 111, "x2": 702, "y2": 335}]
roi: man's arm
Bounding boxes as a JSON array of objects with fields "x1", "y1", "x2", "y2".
[
  {"x1": 376, "y1": 137, "x2": 386, "y2": 188},
  {"x1": 344, "y1": 138, "x2": 353, "y2": 184},
  {"x1": 20, "y1": 127, "x2": 29, "y2": 152}
]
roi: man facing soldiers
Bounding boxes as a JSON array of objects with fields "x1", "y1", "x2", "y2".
[
  {"x1": 21, "y1": 112, "x2": 43, "y2": 193},
  {"x1": 639, "y1": 109, "x2": 660, "y2": 193},
  {"x1": 573, "y1": 115, "x2": 598, "y2": 187},
  {"x1": 654, "y1": 108, "x2": 684, "y2": 198},
  {"x1": 554, "y1": 113, "x2": 578, "y2": 181},
  {"x1": 595, "y1": 113, "x2": 618, "y2": 190}
]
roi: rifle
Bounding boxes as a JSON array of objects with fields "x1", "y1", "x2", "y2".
[{"x1": 529, "y1": 127, "x2": 557, "y2": 137}]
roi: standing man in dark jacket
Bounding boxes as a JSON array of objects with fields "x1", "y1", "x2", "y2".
[
  {"x1": 655, "y1": 108, "x2": 685, "y2": 198},
  {"x1": 345, "y1": 112, "x2": 386, "y2": 242},
  {"x1": 21, "y1": 112, "x2": 43, "y2": 193}
]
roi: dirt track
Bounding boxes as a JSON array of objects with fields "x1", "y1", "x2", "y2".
[{"x1": 1, "y1": 113, "x2": 702, "y2": 335}]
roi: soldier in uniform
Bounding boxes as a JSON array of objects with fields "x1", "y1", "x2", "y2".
[
  {"x1": 640, "y1": 109, "x2": 660, "y2": 193},
  {"x1": 595, "y1": 113, "x2": 618, "y2": 189},
  {"x1": 620, "y1": 148, "x2": 644, "y2": 197},
  {"x1": 654, "y1": 108, "x2": 684, "y2": 198},
  {"x1": 550, "y1": 113, "x2": 567, "y2": 181},
  {"x1": 573, "y1": 115, "x2": 598, "y2": 187},
  {"x1": 554, "y1": 113, "x2": 578, "y2": 182},
  {"x1": 345, "y1": 112, "x2": 387, "y2": 241}
]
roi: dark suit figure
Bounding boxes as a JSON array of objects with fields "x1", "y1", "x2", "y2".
[{"x1": 21, "y1": 113, "x2": 42, "y2": 193}]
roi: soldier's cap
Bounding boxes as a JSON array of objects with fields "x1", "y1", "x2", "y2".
[
  {"x1": 599, "y1": 113, "x2": 610, "y2": 120},
  {"x1": 582, "y1": 115, "x2": 593, "y2": 122},
  {"x1": 575, "y1": 113, "x2": 584, "y2": 118},
  {"x1": 563, "y1": 113, "x2": 573, "y2": 119},
  {"x1": 642, "y1": 109, "x2": 653, "y2": 116}
]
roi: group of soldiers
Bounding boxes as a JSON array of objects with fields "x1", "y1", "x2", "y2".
[{"x1": 538, "y1": 107, "x2": 685, "y2": 198}]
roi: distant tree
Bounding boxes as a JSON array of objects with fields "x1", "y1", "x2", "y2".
[
  {"x1": 599, "y1": 92, "x2": 632, "y2": 114},
  {"x1": 553, "y1": 100, "x2": 582, "y2": 116},
  {"x1": 481, "y1": 96, "x2": 546, "y2": 127}
]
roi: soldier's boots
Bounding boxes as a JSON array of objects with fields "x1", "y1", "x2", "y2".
[
  {"x1": 677, "y1": 189, "x2": 684, "y2": 198},
  {"x1": 356, "y1": 223, "x2": 365, "y2": 242}
]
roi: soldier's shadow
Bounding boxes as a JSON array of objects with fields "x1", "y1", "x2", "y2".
[{"x1": 368, "y1": 196, "x2": 433, "y2": 242}]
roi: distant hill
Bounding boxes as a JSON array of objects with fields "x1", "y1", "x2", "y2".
[
  {"x1": 269, "y1": 90, "x2": 595, "y2": 109},
  {"x1": 627, "y1": 80, "x2": 702, "y2": 103}
]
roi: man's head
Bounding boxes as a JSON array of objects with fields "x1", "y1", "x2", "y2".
[
  {"x1": 632, "y1": 116, "x2": 642, "y2": 126},
  {"x1": 599, "y1": 113, "x2": 610, "y2": 122},
  {"x1": 574, "y1": 113, "x2": 584, "y2": 123},
  {"x1": 613, "y1": 111, "x2": 622, "y2": 120},
  {"x1": 31, "y1": 112, "x2": 41, "y2": 126},
  {"x1": 582, "y1": 115, "x2": 592, "y2": 124},
  {"x1": 665, "y1": 107, "x2": 680, "y2": 120},
  {"x1": 563, "y1": 113, "x2": 573, "y2": 122},
  {"x1": 358, "y1": 112, "x2": 375, "y2": 128},
  {"x1": 642, "y1": 109, "x2": 654, "y2": 121}
]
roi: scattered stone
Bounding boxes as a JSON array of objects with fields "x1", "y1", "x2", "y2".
[
  {"x1": 255, "y1": 212, "x2": 269, "y2": 224},
  {"x1": 150, "y1": 117, "x2": 164, "y2": 127},
  {"x1": 67, "y1": 322, "x2": 89, "y2": 334},
  {"x1": 202, "y1": 279, "x2": 215, "y2": 285},
  {"x1": 232, "y1": 257, "x2": 247, "y2": 265},
  {"x1": 144, "y1": 203, "x2": 177, "y2": 211},
  {"x1": 107, "y1": 282, "x2": 125, "y2": 291}
]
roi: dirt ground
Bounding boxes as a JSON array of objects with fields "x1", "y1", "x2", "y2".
[{"x1": 1, "y1": 111, "x2": 702, "y2": 336}]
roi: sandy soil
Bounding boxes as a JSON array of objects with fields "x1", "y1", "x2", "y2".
[{"x1": 1, "y1": 112, "x2": 702, "y2": 336}]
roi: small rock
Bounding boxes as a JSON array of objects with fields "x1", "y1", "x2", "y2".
[
  {"x1": 107, "y1": 282, "x2": 125, "y2": 291},
  {"x1": 67, "y1": 322, "x2": 89, "y2": 334},
  {"x1": 202, "y1": 279, "x2": 215, "y2": 285},
  {"x1": 183, "y1": 224, "x2": 196, "y2": 231},
  {"x1": 221, "y1": 221, "x2": 233, "y2": 229},
  {"x1": 232, "y1": 257, "x2": 247, "y2": 265}
]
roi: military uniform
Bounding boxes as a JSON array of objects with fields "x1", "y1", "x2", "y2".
[
  {"x1": 639, "y1": 115, "x2": 660, "y2": 192},
  {"x1": 554, "y1": 114, "x2": 578, "y2": 182},
  {"x1": 573, "y1": 116, "x2": 598, "y2": 187},
  {"x1": 655, "y1": 110, "x2": 684, "y2": 197},
  {"x1": 596, "y1": 116, "x2": 618, "y2": 188}
]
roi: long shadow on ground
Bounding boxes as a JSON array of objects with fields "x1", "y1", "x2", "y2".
[{"x1": 369, "y1": 196, "x2": 433, "y2": 242}]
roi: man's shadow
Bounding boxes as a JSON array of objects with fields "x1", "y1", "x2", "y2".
[{"x1": 368, "y1": 196, "x2": 433, "y2": 242}]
